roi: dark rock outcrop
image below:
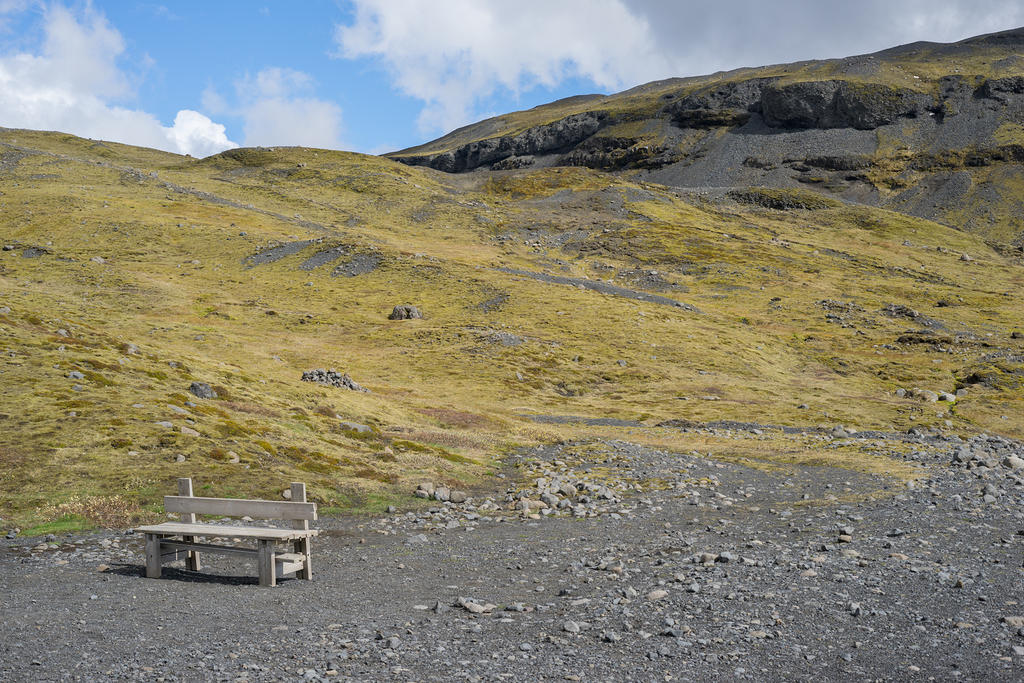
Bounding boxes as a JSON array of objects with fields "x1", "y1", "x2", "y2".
[
  {"x1": 665, "y1": 78, "x2": 772, "y2": 128},
  {"x1": 400, "y1": 112, "x2": 608, "y2": 172},
  {"x1": 760, "y1": 80, "x2": 932, "y2": 130}
]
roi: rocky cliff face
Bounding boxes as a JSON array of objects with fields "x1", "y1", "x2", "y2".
[
  {"x1": 396, "y1": 111, "x2": 607, "y2": 172},
  {"x1": 388, "y1": 29, "x2": 1024, "y2": 243}
]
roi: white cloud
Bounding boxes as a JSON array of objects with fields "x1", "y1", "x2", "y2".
[
  {"x1": 335, "y1": 0, "x2": 675, "y2": 135},
  {"x1": 0, "y1": 4, "x2": 237, "y2": 157},
  {"x1": 164, "y1": 110, "x2": 236, "y2": 158},
  {"x1": 232, "y1": 67, "x2": 343, "y2": 148},
  {"x1": 336, "y1": 0, "x2": 1024, "y2": 138}
]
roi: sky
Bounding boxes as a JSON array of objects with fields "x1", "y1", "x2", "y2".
[{"x1": 0, "y1": 1, "x2": 1022, "y2": 158}]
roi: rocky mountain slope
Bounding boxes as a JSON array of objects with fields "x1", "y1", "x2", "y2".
[{"x1": 389, "y1": 27, "x2": 1024, "y2": 245}]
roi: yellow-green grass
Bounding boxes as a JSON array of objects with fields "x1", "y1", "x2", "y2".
[{"x1": 1, "y1": 130, "x2": 1022, "y2": 530}]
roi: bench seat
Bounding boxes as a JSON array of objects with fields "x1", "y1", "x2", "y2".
[
  {"x1": 136, "y1": 522, "x2": 319, "y2": 541},
  {"x1": 135, "y1": 479, "x2": 318, "y2": 587}
]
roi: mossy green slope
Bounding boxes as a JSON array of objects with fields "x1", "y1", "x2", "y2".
[{"x1": 1, "y1": 129, "x2": 1022, "y2": 529}]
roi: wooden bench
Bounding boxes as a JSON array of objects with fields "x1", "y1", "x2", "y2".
[{"x1": 135, "y1": 478, "x2": 318, "y2": 587}]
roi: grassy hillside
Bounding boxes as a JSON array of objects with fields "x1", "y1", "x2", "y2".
[{"x1": 1, "y1": 129, "x2": 1022, "y2": 532}]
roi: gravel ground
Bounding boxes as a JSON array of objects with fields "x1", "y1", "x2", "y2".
[{"x1": 2, "y1": 431, "x2": 1023, "y2": 682}]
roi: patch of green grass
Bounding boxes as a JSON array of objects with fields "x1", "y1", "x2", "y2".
[{"x1": 22, "y1": 514, "x2": 95, "y2": 537}]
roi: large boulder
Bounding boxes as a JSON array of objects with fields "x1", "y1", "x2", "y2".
[
  {"x1": 188, "y1": 382, "x2": 217, "y2": 399},
  {"x1": 388, "y1": 305, "x2": 422, "y2": 320}
]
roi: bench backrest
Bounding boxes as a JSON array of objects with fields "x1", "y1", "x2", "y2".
[{"x1": 167, "y1": 478, "x2": 317, "y2": 523}]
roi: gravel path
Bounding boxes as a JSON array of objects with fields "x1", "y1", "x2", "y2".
[{"x1": 2, "y1": 433, "x2": 1023, "y2": 682}]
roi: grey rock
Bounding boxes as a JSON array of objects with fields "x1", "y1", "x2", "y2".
[
  {"x1": 1003, "y1": 455, "x2": 1024, "y2": 471},
  {"x1": 188, "y1": 382, "x2": 217, "y2": 399},
  {"x1": 300, "y1": 369, "x2": 368, "y2": 392},
  {"x1": 388, "y1": 305, "x2": 422, "y2": 320},
  {"x1": 339, "y1": 421, "x2": 373, "y2": 434}
]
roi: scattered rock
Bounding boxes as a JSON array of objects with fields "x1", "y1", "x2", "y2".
[
  {"x1": 301, "y1": 369, "x2": 368, "y2": 392},
  {"x1": 188, "y1": 382, "x2": 217, "y2": 399},
  {"x1": 339, "y1": 421, "x2": 373, "y2": 434},
  {"x1": 457, "y1": 597, "x2": 496, "y2": 614},
  {"x1": 388, "y1": 305, "x2": 422, "y2": 320}
]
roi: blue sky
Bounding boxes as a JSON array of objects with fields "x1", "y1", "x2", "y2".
[{"x1": 1, "y1": 1, "x2": 1023, "y2": 157}]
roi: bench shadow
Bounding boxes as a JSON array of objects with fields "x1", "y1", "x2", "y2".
[{"x1": 105, "y1": 562, "x2": 296, "y2": 586}]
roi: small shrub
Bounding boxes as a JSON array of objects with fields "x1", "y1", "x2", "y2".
[
  {"x1": 80, "y1": 369, "x2": 115, "y2": 387},
  {"x1": 314, "y1": 404, "x2": 338, "y2": 418},
  {"x1": 215, "y1": 420, "x2": 251, "y2": 437},
  {"x1": 211, "y1": 384, "x2": 232, "y2": 400},
  {"x1": 39, "y1": 495, "x2": 142, "y2": 528},
  {"x1": 254, "y1": 439, "x2": 277, "y2": 455}
]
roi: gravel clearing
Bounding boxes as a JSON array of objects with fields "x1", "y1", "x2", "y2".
[{"x1": 2, "y1": 433, "x2": 1023, "y2": 681}]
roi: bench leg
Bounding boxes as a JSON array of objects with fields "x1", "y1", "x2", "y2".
[
  {"x1": 183, "y1": 535, "x2": 201, "y2": 571},
  {"x1": 145, "y1": 534, "x2": 162, "y2": 578},
  {"x1": 294, "y1": 537, "x2": 313, "y2": 580},
  {"x1": 257, "y1": 539, "x2": 276, "y2": 587}
]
